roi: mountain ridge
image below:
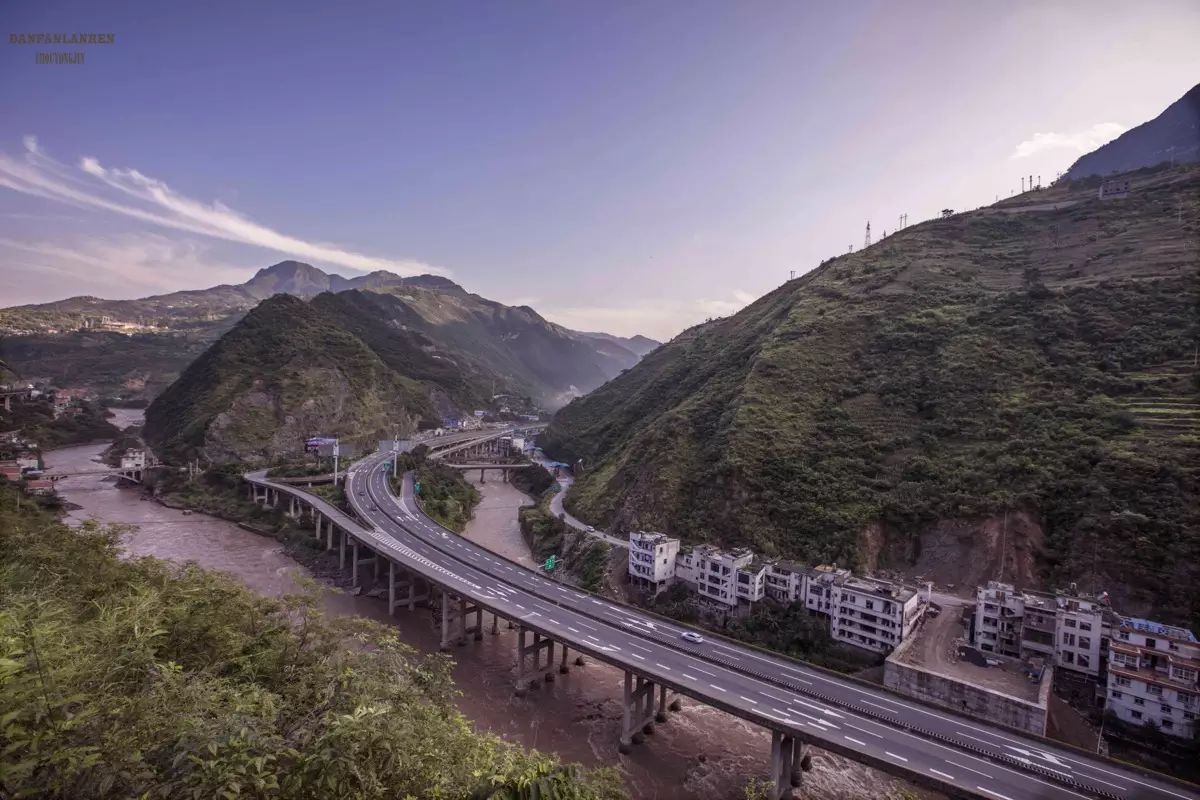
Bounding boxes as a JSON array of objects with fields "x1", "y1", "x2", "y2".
[{"x1": 1064, "y1": 82, "x2": 1200, "y2": 179}]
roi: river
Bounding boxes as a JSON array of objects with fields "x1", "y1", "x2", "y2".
[{"x1": 45, "y1": 412, "x2": 908, "y2": 800}]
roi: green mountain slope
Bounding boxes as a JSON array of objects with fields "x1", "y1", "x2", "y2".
[
  {"x1": 144, "y1": 294, "x2": 438, "y2": 463},
  {"x1": 0, "y1": 262, "x2": 658, "y2": 404},
  {"x1": 543, "y1": 165, "x2": 1200, "y2": 626}
]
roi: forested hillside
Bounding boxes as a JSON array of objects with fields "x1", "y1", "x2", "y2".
[
  {"x1": 544, "y1": 165, "x2": 1200, "y2": 627},
  {"x1": 0, "y1": 485, "x2": 624, "y2": 799}
]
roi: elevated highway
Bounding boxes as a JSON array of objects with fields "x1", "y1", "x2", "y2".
[{"x1": 243, "y1": 440, "x2": 1198, "y2": 800}]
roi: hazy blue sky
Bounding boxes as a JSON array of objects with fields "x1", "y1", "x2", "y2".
[{"x1": 1, "y1": 1, "x2": 1197, "y2": 338}]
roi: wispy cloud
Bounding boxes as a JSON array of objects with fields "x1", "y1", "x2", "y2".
[
  {"x1": 0, "y1": 136, "x2": 446, "y2": 276},
  {"x1": 0, "y1": 233, "x2": 250, "y2": 298},
  {"x1": 544, "y1": 290, "x2": 758, "y2": 340},
  {"x1": 1010, "y1": 122, "x2": 1127, "y2": 160}
]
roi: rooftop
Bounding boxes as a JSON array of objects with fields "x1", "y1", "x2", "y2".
[{"x1": 842, "y1": 575, "x2": 918, "y2": 603}]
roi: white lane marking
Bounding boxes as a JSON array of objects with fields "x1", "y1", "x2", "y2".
[
  {"x1": 844, "y1": 736, "x2": 867, "y2": 747},
  {"x1": 739, "y1": 696, "x2": 759, "y2": 705},
  {"x1": 586, "y1": 635, "x2": 601, "y2": 642},
  {"x1": 655, "y1": 663, "x2": 671, "y2": 671},
  {"x1": 884, "y1": 752, "x2": 908, "y2": 763},
  {"x1": 568, "y1": 627, "x2": 579, "y2": 634},
  {"x1": 681, "y1": 673, "x2": 698, "y2": 681},
  {"x1": 591, "y1": 599, "x2": 603, "y2": 605},
  {"x1": 631, "y1": 653, "x2": 645, "y2": 661},
  {"x1": 929, "y1": 768, "x2": 955, "y2": 781},
  {"x1": 628, "y1": 642, "x2": 653, "y2": 653},
  {"x1": 709, "y1": 684, "x2": 728, "y2": 692},
  {"x1": 946, "y1": 761, "x2": 991, "y2": 779},
  {"x1": 845, "y1": 723, "x2": 883, "y2": 738},
  {"x1": 977, "y1": 788, "x2": 1015, "y2": 800},
  {"x1": 688, "y1": 665, "x2": 717, "y2": 677}
]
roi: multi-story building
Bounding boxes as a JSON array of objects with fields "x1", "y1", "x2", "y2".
[
  {"x1": 971, "y1": 583, "x2": 1104, "y2": 677},
  {"x1": 1055, "y1": 593, "x2": 1104, "y2": 677},
  {"x1": 627, "y1": 532, "x2": 679, "y2": 596},
  {"x1": 734, "y1": 559, "x2": 768, "y2": 605},
  {"x1": 1106, "y1": 617, "x2": 1199, "y2": 739},
  {"x1": 831, "y1": 576, "x2": 922, "y2": 654},
  {"x1": 805, "y1": 565, "x2": 850, "y2": 617},
  {"x1": 763, "y1": 561, "x2": 807, "y2": 603},
  {"x1": 120, "y1": 449, "x2": 147, "y2": 470},
  {"x1": 974, "y1": 581, "x2": 1026, "y2": 658}
]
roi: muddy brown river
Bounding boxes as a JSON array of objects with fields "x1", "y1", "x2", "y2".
[{"x1": 46, "y1": 411, "x2": 906, "y2": 800}]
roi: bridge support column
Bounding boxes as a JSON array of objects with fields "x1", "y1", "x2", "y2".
[
  {"x1": 559, "y1": 644, "x2": 570, "y2": 674},
  {"x1": 513, "y1": 626, "x2": 556, "y2": 696},
  {"x1": 767, "y1": 732, "x2": 810, "y2": 800},
  {"x1": 491, "y1": 612, "x2": 499, "y2": 635},
  {"x1": 325, "y1": 522, "x2": 335, "y2": 551},
  {"x1": 313, "y1": 512, "x2": 322, "y2": 541},
  {"x1": 338, "y1": 528, "x2": 346, "y2": 570},
  {"x1": 350, "y1": 543, "x2": 378, "y2": 589},
  {"x1": 618, "y1": 671, "x2": 658, "y2": 753},
  {"x1": 386, "y1": 563, "x2": 429, "y2": 615},
  {"x1": 439, "y1": 593, "x2": 479, "y2": 650}
]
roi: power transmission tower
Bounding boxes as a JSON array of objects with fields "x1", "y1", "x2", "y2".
[
  {"x1": 1021, "y1": 177, "x2": 1025, "y2": 192},
  {"x1": 864, "y1": 221, "x2": 871, "y2": 249}
]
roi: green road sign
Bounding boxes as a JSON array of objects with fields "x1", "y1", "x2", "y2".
[
  {"x1": 543, "y1": 554, "x2": 557, "y2": 571},
  {"x1": 413, "y1": 481, "x2": 421, "y2": 495}
]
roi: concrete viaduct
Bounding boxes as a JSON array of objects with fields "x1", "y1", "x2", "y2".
[{"x1": 242, "y1": 432, "x2": 1197, "y2": 800}]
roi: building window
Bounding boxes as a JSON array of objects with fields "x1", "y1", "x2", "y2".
[
  {"x1": 1131, "y1": 710, "x2": 1142, "y2": 720},
  {"x1": 1078, "y1": 655, "x2": 1090, "y2": 669},
  {"x1": 1111, "y1": 690, "x2": 1123, "y2": 699},
  {"x1": 1147, "y1": 685, "x2": 1163, "y2": 697},
  {"x1": 1115, "y1": 675, "x2": 1131, "y2": 687},
  {"x1": 1162, "y1": 705, "x2": 1172, "y2": 714},
  {"x1": 1064, "y1": 619, "x2": 1076, "y2": 628},
  {"x1": 1134, "y1": 697, "x2": 1144, "y2": 706},
  {"x1": 1062, "y1": 633, "x2": 1076, "y2": 646},
  {"x1": 1146, "y1": 638, "x2": 1157, "y2": 650},
  {"x1": 1118, "y1": 631, "x2": 1129, "y2": 640},
  {"x1": 1079, "y1": 636, "x2": 1091, "y2": 649},
  {"x1": 1163, "y1": 719, "x2": 1174, "y2": 730},
  {"x1": 1079, "y1": 622, "x2": 1092, "y2": 632},
  {"x1": 1062, "y1": 651, "x2": 1075, "y2": 664}
]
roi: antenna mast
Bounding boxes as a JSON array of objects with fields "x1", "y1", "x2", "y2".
[{"x1": 864, "y1": 221, "x2": 872, "y2": 249}]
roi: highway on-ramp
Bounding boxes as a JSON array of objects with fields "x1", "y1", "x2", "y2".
[{"x1": 331, "y1": 445, "x2": 1199, "y2": 800}]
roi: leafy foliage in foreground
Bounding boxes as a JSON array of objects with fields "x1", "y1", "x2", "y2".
[
  {"x1": 545, "y1": 167, "x2": 1200, "y2": 626},
  {"x1": 0, "y1": 487, "x2": 624, "y2": 800}
]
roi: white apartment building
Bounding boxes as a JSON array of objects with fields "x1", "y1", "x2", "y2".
[
  {"x1": 1055, "y1": 594, "x2": 1104, "y2": 677},
  {"x1": 120, "y1": 449, "x2": 147, "y2": 470},
  {"x1": 672, "y1": 545, "x2": 757, "y2": 609},
  {"x1": 805, "y1": 565, "x2": 850, "y2": 617},
  {"x1": 832, "y1": 576, "x2": 922, "y2": 653},
  {"x1": 1106, "y1": 617, "x2": 1199, "y2": 739},
  {"x1": 971, "y1": 583, "x2": 1103, "y2": 677},
  {"x1": 764, "y1": 561, "x2": 807, "y2": 603},
  {"x1": 974, "y1": 581, "x2": 1026, "y2": 658},
  {"x1": 627, "y1": 531, "x2": 679, "y2": 596}
]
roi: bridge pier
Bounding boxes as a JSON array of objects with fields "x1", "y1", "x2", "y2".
[
  {"x1": 439, "y1": 593, "x2": 481, "y2": 650},
  {"x1": 767, "y1": 731, "x2": 810, "y2": 800},
  {"x1": 513, "y1": 626, "x2": 557, "y2": 696},
  {"x1": 387, "y1": 562, "x2": 429, "y2": 615},
  {"x1": 351, "y1": 542, "x2": 378, "y2": 588},
  {"x1": 618, "y1": 671, "x2": 659, "y2": 753}
]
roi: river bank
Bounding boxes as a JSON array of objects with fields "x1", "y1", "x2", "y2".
[{"x1": 45, "y1": 416, "x2": 921, "y2": 800}]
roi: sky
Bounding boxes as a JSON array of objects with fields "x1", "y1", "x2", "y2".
[{"x1": 1, "y1": 1, "x2": 1198, "y2": 340}]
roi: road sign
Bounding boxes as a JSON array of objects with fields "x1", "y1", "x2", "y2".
[
  {"x1": 543, "y1": 554, "x2": 557, "y2": 571},
  {"x1": 414, "y1": 481, "x2": 421, "y2": 495}
]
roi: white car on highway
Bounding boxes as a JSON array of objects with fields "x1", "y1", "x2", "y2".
[{"x1": 680, "y1": 631, "x2": 704, "y2": 644}]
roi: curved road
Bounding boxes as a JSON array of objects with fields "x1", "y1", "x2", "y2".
[{"x1": 246, "y1": 442, "x2": 1198, "y2": 800}]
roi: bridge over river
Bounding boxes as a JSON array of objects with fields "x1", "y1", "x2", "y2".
[{"x1": 242, "y1": 429, "x2": 1198, "y2": 800}]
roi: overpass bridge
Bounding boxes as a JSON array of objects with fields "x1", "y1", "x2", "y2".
[
  {"x1": 45, "y1": 465, "x2": 154, "y2": 484},
  {"x1": 244, "y1": 448, "x2": 1199, "y2": 800}
]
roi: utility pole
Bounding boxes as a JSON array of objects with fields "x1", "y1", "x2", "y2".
[
  {"x1": 789, "y1": 270, "x2": 796, "y2": 280},
  {"x1": 333, "y1": 438, "x2": 340, "y2": 484},
  {"x1": 864, "y1": 221, "x2": 871, "y2": 249},
  {"x1": 1021, "y1": 176, "x2": 1025, "y2": 193}
]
